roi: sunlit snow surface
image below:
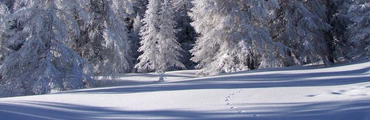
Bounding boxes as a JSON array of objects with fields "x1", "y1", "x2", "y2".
[{"x1": 1, "y1": 61, "x2": 370, "y2": 120}]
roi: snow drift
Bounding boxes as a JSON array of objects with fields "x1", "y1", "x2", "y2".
[{"x1": 0, "y1": 61, "x2": 370, "y2": 120}]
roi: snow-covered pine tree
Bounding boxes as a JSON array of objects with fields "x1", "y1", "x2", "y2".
[
  {"x1": 0, "y1": 0, "x2": 32, "y2": 61},
  {"x1": 190, "y1": 0, "x2": 291, "y2": 75},
  {"x1": 73, "y1": 0, "x2": 133, "y2": 75},
  {"x1": 157, "y1": 0, "x2": 185, "y2": 71},
  {"x1": 270, "y1": 0, "x2": 332, "y2": 66},
  {"x1": 135, "y1": 0, "x2": 162, "y2": 72},
  {"x1": 0, "y1": 0, "x2": 94, "y2": 96},
  {"x1": 106, "y1": 0, "x2": 135, "y2": 74},
  {"x1": 135, "y1": 0, "x2": 185, "y2": 72},
  {"x1": 53, "y1": 0, "x2": 89, "y2": 50},
  {"x1": 346, "y1": 0, "x2": 370, "y2": 59},
  {"x1": 305, "y1": 0, "x2": 335, "y2": 63}
]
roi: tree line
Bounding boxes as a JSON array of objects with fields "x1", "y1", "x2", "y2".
[{"x1": 0, "y1": 0, "x2": 368, "y2": 96}]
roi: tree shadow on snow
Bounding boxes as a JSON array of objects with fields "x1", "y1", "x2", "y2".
[
  {"x1": 0, "y1": 101, "x2": 244, "y2": 120},
  {"x1": 233, "y1": 99, "x2": 370, "y2": 120},
  {"x1": 0, "y1": 100, "x2": 369, "y2": 120}
]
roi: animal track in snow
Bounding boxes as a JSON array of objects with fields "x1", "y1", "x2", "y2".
[
  {"x1": 306, "y1": 94, "x2": 318, "y2": 97},
  {"x1": 331, "y1": 85, "x2": 370, "y2": 97},
  {"x1": 307, "y1": 84, "x2": 370, "y2": 98},
  {"x1": 224, "y1": 89, "x2": 245, "y2": 114}
]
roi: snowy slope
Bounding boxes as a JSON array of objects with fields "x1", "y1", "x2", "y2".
[{"x1": 1, "y1": 61, "x2": 370, "y2": 120}]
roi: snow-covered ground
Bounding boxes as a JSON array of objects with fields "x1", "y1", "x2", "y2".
[{"x1": 1, "y1": 61, "x2": 370, "y2": 120}]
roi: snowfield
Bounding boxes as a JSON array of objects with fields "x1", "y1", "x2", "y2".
[{"x1": 1, "y1": 61, "x2": 370, "y2": 120}]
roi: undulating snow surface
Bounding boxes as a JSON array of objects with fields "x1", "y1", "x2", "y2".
[{"x1": 1, "y1": 61, "x2": 370, "y2": 120}]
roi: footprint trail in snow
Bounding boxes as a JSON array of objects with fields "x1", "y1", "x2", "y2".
[
  {"x1": 307, "y1": 84, "x2": 370, "y2": 98},
  {"x1": 224, "y1": 89, "x2": 251, "y2": 115}
]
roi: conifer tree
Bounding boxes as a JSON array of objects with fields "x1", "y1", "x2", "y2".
[
  {"x1": 0, "y1": 0, "x2": 94, "y2": 96},
  {"x1": 135, "y1": 0, "x2": 185, "y2": 72},
  {"x1": 270, "y1": 0, "x2": 332, "y2": 65},
  {"x1": 190, "y1": 0, "x2": 290, "y2": 75},
  {"x1": 346, "y1": 0, "x2": 370, "y2": 59},
  {"x1": 73, "y1": 0, "x2": 133, "y2": 75}
]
